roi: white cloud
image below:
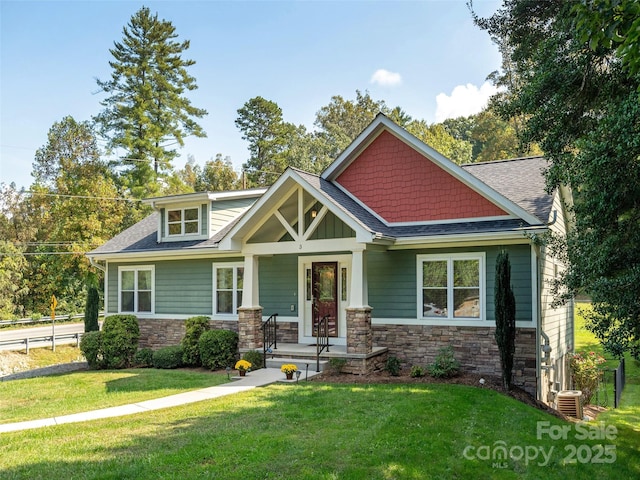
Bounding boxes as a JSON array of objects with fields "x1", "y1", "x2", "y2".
[
  {"x1": 434, "y1": 82, "x2": 499, "y2": 122},
  {"x1": 370, "y1": 69, "x2": 402, "y2": 87}
]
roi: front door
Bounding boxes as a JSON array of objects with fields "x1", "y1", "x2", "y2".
[{"x1": 312, "y1": 262, "x2": 338, "y2": 337}]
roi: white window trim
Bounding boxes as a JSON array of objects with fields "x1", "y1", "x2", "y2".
[
  {"x1": 118, "y1": 265, "x2": 155, "y2": 314},
  {"x1": 212, "y1": 262, "x2": 244, "y2": 319},
  {"x1": 166, "y1": 206, "x2": 201, "y2": 237},
  {"x1": 416, "y1": 252, "x2": 486, "y2": 321}
]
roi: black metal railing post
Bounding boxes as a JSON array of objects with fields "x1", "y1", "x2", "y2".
[
  {"x1": 261, "y1": 313, "x2": 278, "y2": 368},
  {"x1": 315, "y1": 314, "x2": 330, "y2": 372}
]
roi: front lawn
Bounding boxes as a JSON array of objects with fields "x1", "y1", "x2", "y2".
[
  {"x1": 1, "y1": 381, "x2": 638, "y2": 479},
  {"x1": 0, "y1": 368, "x2": 228, "y2": 424}
]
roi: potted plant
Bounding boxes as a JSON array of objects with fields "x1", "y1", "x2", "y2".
[
  {"x1": 280, "y1": 363, "x2": 297, "y2": 380},
  {"x1": 235, "y1": 359, "x2": 252, "y2": 376}
]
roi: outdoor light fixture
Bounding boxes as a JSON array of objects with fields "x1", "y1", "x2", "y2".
[
  {"x1": 226, "y1": 366, "x2": 231, "y2": 380},
  {"x1": 311, "y1": 209, "x2": 317, "y2": 218},
  {"x1": 295, "y1": 370, "x2": 301, "y2": 383}
]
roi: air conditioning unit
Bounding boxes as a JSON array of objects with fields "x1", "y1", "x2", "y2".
[{"x1": 556, "y1": 390, "x2": 583, "y2": 418}]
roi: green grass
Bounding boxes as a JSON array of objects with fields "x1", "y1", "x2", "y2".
[
  {"x1": 1, "y1": 304, "x2": 638, "y2": 479},
  {"x1": 0, "y1": 382, "x2": 638, "y2": 479},
  {"x1": 0, "y1": 368, "x2": 228, "y2": 424}
]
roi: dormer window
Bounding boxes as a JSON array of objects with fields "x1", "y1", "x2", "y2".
[{"x1": 167, "y1": 207, "x2": 200, "y2": 236}]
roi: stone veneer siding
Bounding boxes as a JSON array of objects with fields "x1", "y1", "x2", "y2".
[
  {"x1": 138, "y1": 318, "x2": 238, "y2": 350},
  {"x1": 373, "y1": 325, "x2": 537, "y2": 395}
]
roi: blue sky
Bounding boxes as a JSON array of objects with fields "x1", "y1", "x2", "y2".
[{"x1": 1, "y1": 0, "x2": 501, "y2": 190}]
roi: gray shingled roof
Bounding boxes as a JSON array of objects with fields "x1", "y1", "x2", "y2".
[
  {"x1": 461, "y1": 156, "x2": 553, "y2": 222},
  {"x1": 90, "y1": 156, "x2": 553, "y2": 256}
]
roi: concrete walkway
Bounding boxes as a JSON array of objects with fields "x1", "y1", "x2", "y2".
[{"x1": 0, "y1": 368, "x2": 319, "y2": 434}]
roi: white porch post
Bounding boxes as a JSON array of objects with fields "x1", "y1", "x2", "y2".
[
  {"x1": 242, "y1": 253, "x2": 260, "y2": 308},
  {"x1": 238, "y1": 253, "x2": 262, "y2": 350},
  {"x1": 349, "y1": 248, "x2": 369, "y2": 308}
]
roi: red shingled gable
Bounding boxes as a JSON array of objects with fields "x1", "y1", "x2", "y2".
[{"x1": 335, "y1": 130, "x2": 508, "y2": 223}]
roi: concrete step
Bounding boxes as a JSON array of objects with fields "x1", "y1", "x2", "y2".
[{"x1": 265, "y1": 357, "x2": 329, "y2": 372}]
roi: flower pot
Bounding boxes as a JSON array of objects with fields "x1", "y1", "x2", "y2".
[
  {"x1": 239, "y1": 370, "x2": 246, "y2": 377},
  {"x1": 285, "y1": 372, "x2": 294, "y2": 380}
]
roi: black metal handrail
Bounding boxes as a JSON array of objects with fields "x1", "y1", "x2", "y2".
[
  {"x1": 261, "y1": 313, "x2": 278, "y2": 368},
  {"x1": 315, "y1": 314, "x2": 330, "y2": 372}
]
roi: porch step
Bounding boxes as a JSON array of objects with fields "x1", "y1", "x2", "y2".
[{"x1": 266, "y1": 357, "x2": 329, "y2": 373}]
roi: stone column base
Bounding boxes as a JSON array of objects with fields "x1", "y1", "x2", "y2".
[
  {"x1": 346, "y1": 306, "x2": 373, "y2": 355},
  {"x1": 237, "y1": 306, "x2": 263, "y2": 350}
]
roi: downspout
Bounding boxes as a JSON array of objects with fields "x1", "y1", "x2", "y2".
[{"x1": 89, "y1": 256, "x2": 106, "y2": 272}]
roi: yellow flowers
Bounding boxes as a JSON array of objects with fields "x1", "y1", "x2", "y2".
[
  {"x1": 235, "y1": 359, "x2": 252, "y2": 371},
  {"x1": 280, "y1": 364, "x2": 297, "y2": 374}
]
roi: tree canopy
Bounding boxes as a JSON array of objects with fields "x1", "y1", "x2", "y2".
[{"x1": 474, "y1": 0, "x2": 640, "y2": 358}]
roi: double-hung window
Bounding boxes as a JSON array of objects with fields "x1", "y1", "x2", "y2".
[
  {"x1": 167, "y1": 207, "x2": 200, "y2": 236},
  {"x1": 418, "y1": 253, "x2": 484, "y2": 320},
  {"x1": 119, "y1": 266, "x2": 154, "y2": 313},
  {"x1": 213, "y1": 264, "x2": 244, "y2": 315}
]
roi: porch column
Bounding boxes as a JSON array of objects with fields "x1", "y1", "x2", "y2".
[
  {"x1": 350, "y1": 248, "x2": 368, "y2": 308},
  {"x1": 347, "y1": 248, "x2": 372, "y2": 355},
  {"x1": 238, "y1": 254, "x2": 262, "y2": 350}
]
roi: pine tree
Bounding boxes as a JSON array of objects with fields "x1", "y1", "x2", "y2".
[
  {"x1": 84, "y1": 285, "x2": 100, "y2": 332},
  {"x1": 94, "y1": 6, "x2": 207, "y2": 198},
  {"x1": 494, "y1": 250, "x2": 516, "y2": 391}
]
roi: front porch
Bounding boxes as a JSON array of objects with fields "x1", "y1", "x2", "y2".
[{"x1": 251, "y1": 342, "x2": 389, "y2": 375}]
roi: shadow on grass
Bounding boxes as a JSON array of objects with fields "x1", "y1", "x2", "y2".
[
  {"x1": 3, "y1": 383, "x2": 640, "y2": 480},
  {"x1": 103, "y1": 368, "x2": 227, "y2": 393}
]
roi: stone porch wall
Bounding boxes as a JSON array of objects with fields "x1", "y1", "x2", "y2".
[
  {"x1": 138, "y1": 318, "x2": 238, "y2": 350},
  {"x1": 373, "y1": 325, "x2": 537, "y2": 395}
]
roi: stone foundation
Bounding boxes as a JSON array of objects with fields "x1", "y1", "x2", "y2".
[
  {"x1": 373, "y1": 324, "x2": 537, "y2": 395},
  {"x1": 138, "y1": 318, "x2": 238, "y2": 350},
  {"x1": 237, "y1": 307, "x2": 263, "y2": 350}
]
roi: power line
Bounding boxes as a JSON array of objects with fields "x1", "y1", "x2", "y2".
[{"x1": 21, "y1": 191, "x2": 140, "y2": 202}]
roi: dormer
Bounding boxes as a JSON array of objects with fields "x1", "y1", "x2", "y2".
[{"x1": 143, "y1": 189, "x2": 267, "y2": 243}]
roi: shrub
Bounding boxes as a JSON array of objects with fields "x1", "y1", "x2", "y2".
[
  {"x1": 134, "y1": 348, "x2": 154, "y2": 368},
  {"x1": 153, "y1": 345, "x2": 185, "y2": 369},
  {"x1": 569, "y1": 351, "x2": 606, "y2": 404},
  {"x1": 199, "y1": 329, "x2": 238, "y2": 370},
  {"x1": 410, "y1": 365, "x2": 425, "y2": 378},
  {"x1": 84, "y1": 285, "x2": 100, "y2": 332},
  {"x1": 428, "y1": 346, "x2": 460, "y2": 379},
  {"x1": 101, "y1": 314, "x2": 140, "y2": 369},
  {"x1": 329, "y1": 357, "x2": 347, "y2": 374},
  {"x1": 80, "y1": 331, "x2": 103, "y2": 369},
  {"x1": 385, "y1": 356, "x2": 401, "y2": 376},
  {"x1": 242, "y1": 350, "x2": 264, "y2": 370},
  {"x1": 181, "y1": 316, "x2": 210, "y2": 367}
]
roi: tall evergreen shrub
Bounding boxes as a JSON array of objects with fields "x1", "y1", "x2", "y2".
[
  {"x1": 84, "y1": 285, "x2": 100, "y2": 332},
  {"x1": 495, "y1": 251, "x2": 516, "y2": 391}
]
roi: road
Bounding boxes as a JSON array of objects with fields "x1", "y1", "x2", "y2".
[{"x1": 0, "y1": 322, "x2": 85, "y2": 352}]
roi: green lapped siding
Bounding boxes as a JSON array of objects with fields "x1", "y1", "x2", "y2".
[
  {"x1": 107, "y1": 258, "x2": 240, "y2": 316},
  {"x1": 258, "y1": 254, "x2": 298, "y2": 317},
  {"x1": 367, "y1": 244, "x2": 533, "y2": 322}
]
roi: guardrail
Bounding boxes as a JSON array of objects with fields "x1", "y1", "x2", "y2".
[
  {"x1": 0, "y1": 332, "x2": 84, "y2": 353},
  {"x1": 0, "y1": 313, "x2": 105, "y2": 328}
]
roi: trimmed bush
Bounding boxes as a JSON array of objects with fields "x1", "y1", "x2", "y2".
[
  {"x1": 134, "y1": 348, "x2": 154, "y2": 368},
  {"x1": 80, "y1": 331, "x2": 103, "y2": 369},
  {"x1": 101, "y1": 314, "x2": 140, "y2": 369},
  {"x1": 152, "y1": 345, "x2": 185, "y2": 369},
  {"x1": 199, "y1": 329, "x2": 238, "y2": 370},
  {"x1": 181, "y1": 316, "x2": 210, "y2": 367},
  {"x1": 428, "y1": 346, "x2": 460, "y2": 379},
  {"x1": 410, "y1": 365, "x2": 425, "y2": 378},
  {"x1": 385, "y1": 356, "x2": 401, "y2": 376},
  {"x1": 242, "y1": 350, "x2": 264, "y2": 371},
  {"x1": 329, "y1": 357, "x2": 347, "y2": 374}
]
